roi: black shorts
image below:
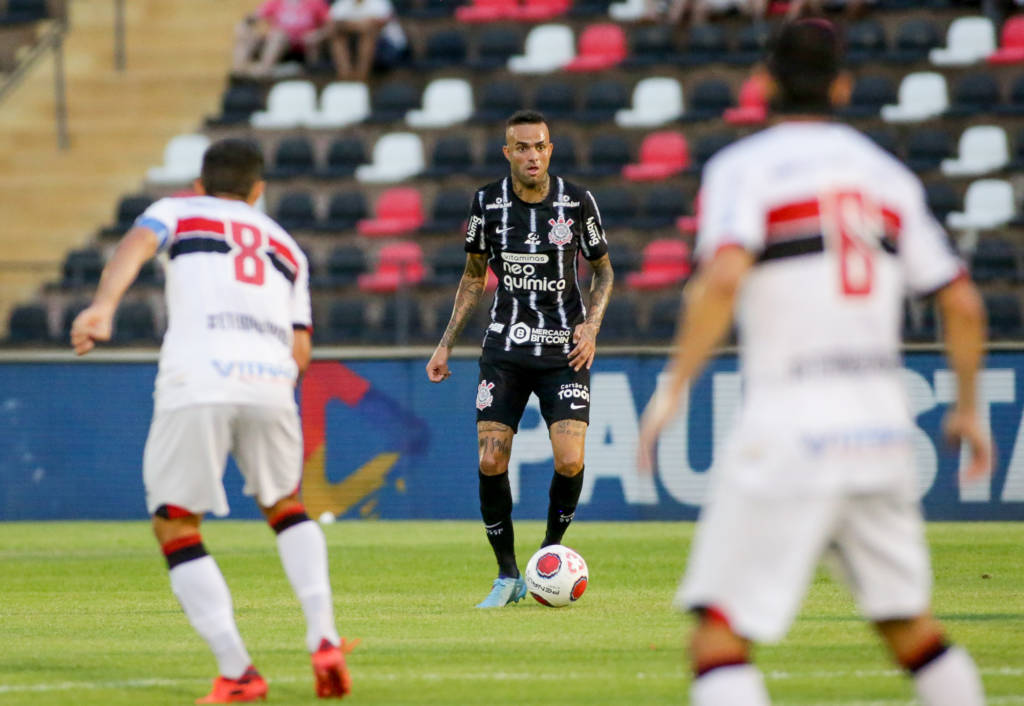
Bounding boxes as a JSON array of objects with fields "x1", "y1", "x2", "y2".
[{"x1": 475, "y1": 348, "x2": 590, "y2": 432}]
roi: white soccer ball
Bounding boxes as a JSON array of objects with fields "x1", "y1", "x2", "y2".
[{"x1": 524, "y1": 544, "x2": 588, "y2": 607}]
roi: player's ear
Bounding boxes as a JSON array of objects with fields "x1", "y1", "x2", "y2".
[
  {"x1": 830, "y1": 71, "x2": 853, "y2": 109},
  {"x1": 193, "y1": 179, "x2": 207, "y2": 196},
  {"x1": 247, "y1": 180, "x2": 266, "y2": 206}
]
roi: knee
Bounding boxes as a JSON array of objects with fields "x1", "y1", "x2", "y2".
[
  {"x1": 479, "y1": 453, "x2": 509, "y2": 476},
  {"x1": 553, "y1": 451, "x2": 584, "y2": 477}
]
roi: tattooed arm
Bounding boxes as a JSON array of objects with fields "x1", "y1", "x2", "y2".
[
  {"x1": 426, "y1": 253, "x2": 489, "y2": 382},
  {"x1": 568, "y1": 254, "x2": 614, "y2": 372}
]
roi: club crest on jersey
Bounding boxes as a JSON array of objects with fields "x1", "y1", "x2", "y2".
[
  {"x1": 476, "y1": 380, "x2": 495, "y2": 410},
  {"x1": 547, "y1": 216, "x2": 574, "y2": 246}
]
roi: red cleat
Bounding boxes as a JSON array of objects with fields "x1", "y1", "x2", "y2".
[
  {"x1": 311, "y1": 637, "x2": 359, "y2": 698},
  {"x1": 196, "y1": 666, "x2": 268, "y2": 704}
]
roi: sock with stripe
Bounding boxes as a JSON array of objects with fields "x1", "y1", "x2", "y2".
[
  {"x1": 271, "y1": 508, "x2": 341, "y2": 653},
  {"x1": 164, "y1": 535, "x2": 251, "y2": 679},
  {"x1": 479, "y1": 470, "x2": 518, "y2": 578},
  {"x1": 691, "y1": 663, "x2": 771, "y2": 706},
  {"x1": 543, "y1": 466, "x2": 584, "y2": 547},
  {"x1": 911, "y1": 644, "x2": 985, "y2": 706}
]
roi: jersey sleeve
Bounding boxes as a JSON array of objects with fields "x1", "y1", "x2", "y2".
[
  {"x1": 579, "y1": 190, "x2": 609, "y2": 261},
  {"x1": 134, "y1": 198, "x2": 179, "y2": 253},
  {"x1": 464, "y1": 190, "x2": 487, "y2": 254},
  {"x1": 694, "y1": 150, "x2": 765, "y2": 263},
  {"x1": 895, "y1": 178, "x2": 964, "y2": 296}
]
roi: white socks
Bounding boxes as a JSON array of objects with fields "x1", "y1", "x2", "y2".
[
  {"x1": 276, "y1": 520, "x2": 341, "y2": 653},
  {"x1": 914, "y1": 646, "x2": 986, "y2": 706},
  {"x1": 691, "y1": 664, "x2": 771, "y2": 706},
  {"x1": 169, "y1": 556, "x2": 251, "y2": 679}
]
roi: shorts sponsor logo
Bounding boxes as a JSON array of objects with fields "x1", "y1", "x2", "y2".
[
  {"x1": 476, "y1": 380, "x2": 495, "y2": 410},
  {"x1": 557, "y1": 194, "x2": 581, "y2": 208},
  {"x1": 488, "y1": 322, "x2": 505, "y2": 334},
  {"x1": 536, "y1": 552, "x2": 562, "y2": 578},
  {"x1": 466, "y1": 215, "x2": 484, "y2": 242},
  {"x1": 570, "y1": 403, "x2": 587, "y2": 410},
  {"x1": 509, "y1": 323, "x2": 572, "y2": 346},
  {"x1": 585, "y1": 216, "x2": 603, "y2": 247},
  {"x1": 548, "y1": 216, "x2": 574, "y2": 246},
  {"x1": 501, "y1": 252, "x2": 549, "y2": 264},
  {"x1": 558, "y1": 382, "x2": 590, "y2": 402},
  {"x1": 485, "y1": 198, "x2": 512, "y2": 211}
]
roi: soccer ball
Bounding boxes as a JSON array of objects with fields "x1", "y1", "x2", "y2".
[{"x1": 524, "y1": 544, "x2": 588, "y2": 607}]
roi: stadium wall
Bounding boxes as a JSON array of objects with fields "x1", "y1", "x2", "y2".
[{"x1": 1, "y1": 351, "x2": 1023, "y2": 521}]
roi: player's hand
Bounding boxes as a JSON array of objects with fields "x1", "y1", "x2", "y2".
[
  {"x1": 568, "y1": 322, "x2": 599, "y2": 371},
  {"x1": 70, "y1": 303, "x2": 115, "y2": 356},
  {"x1": 636, "y1": 388, "x2": 678, "y2": 476},
  {"x1": 943, "y1": 408, "x2": 993, "y2": 483},
  {"x1": 426, "y1": 346, "x2": 452, "y2": 383}
]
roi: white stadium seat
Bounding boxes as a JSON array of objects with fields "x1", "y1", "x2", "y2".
[
  {"x1": 146, "y1": 133, "x2": 210, "y2": 184},
  {"x1": 406, "y1": 78, "x2": 474, "y2": 128},
  {"x1": 941, "y1": 125, "x2": 1010, "y2": 177},
  {"x1": 880, "y1": 72, "x2": 949, "y2": 123},
  {"x1": 608, "y1": 0, "x2": 647, "y2": 21},
  {"x1": 306, "y1": 82, "x2": 370, "y2": 128},
  {"x1": 946, "y1": 179, "x2": 1015, "y2": 231},
  {"x1": 615, "y1": 77, "x2": 684, "y2": 127},
  {"x1": 355, "y1": 132, "x2": 425, "y2": 183},
  {"x1": 250, "y1": 80, "x2": 318, "y2": 129},
  {"x1": 930, "y1": 16, "x2": 997, "y2": 66},
  {"x1": 508, "y1": 24, "x2": 575, "y2": 74}
]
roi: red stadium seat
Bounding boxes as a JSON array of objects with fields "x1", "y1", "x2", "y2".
[
  {"x1": 357, "y1": 187, "x2": 424, "y2": 237},
  {"x1": 357, "y1": 242, "x2": 425, "y2": 293},
  {"x1": 625, "y1": 239, "x2": 691, "y2": 290},
  {"x1": 676, "y1": 189, "x2": 702, "y2": 235},
  {"x1": 724, "y1": 74, "x2": 768, "y2": 125},
  {"x1": 508, "y1": 0, "x2": 571, "y2": 21},
  {"x1": 455, "y1": 0, "x2": 518, "y2": 22},
  {"x1": 989, "y1": 15, "x2": 1024, "y2": 64},
  {"x1": 565, "y1": 23, "x2": 627, "y2": 72},
  {"x1": 622, "y1": 131, "x2": 689, "y2": 181}
]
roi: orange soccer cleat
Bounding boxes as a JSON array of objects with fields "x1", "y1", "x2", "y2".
[
  {"x1": 196, "y1": 666, "x2": 268, "y2": 704},
  {"x1": 311, "y1": 637, "x2": 359, "y2": 698}
]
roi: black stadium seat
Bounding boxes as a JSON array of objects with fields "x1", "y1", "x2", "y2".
[
  {"x1": 624, "y1": 25, "x2": 673, "y2": 68},
  {"x1": 429, "y1": 242, "x2": 470, "y2": 285},
  {"x1": 471, "y1": 28, "x2": 523, "y2": 71},
  {"x1": 579, "y1": 79, "x2": 629, "y2": 123},
  {"x1": 324, "y1": 245, "x2": 368, "y2": 287},
  {"x1": 589, "y1": 188, "x2": 637, "y2": 228},
  {"x1": 113, "y1": 300, "x2": 157, "y2": 344},
  {"x1": 100, "y1": 193, "x2": 154, "y2": 237},
  {"x1": 863, "y1": 128, "x2": 901, "y2": 157},
  {"x1": 997, "y1": 74, "x2": 1024, "y2": 116},
  {"x1": 274, "y1": 191, "x2": 317, "y2": 231},
  {"x1": 845, "y1": 19, "x2": 888, "y2": 65},
  {"x1": 581, "y1": 133, "x2": 631, "y2": 177},
  {"x1": 681, "y1": 78, "x2": 734, "y2": 121},
  {"x1": 424, "y1": 135, "x2": 473, "y2": 178},
  {"x1": 905, "y1": 129, "x2": 952, "y2": 172},
  {"x1": 266, "y1": 136, "x2": 315, "y2": 179},
  {"x1": 62, "y1": 247, "x2": 104, "y2": 288},
  {"x1": 646, "y1": 295, "x2": 681, "y2": 341},
  {"x1": 728, "y1": 22, "x2": 772, "y2": 66},
  {"x1": 317, "y1": 191, "x2": 368, "y2": 232},
  {"x1": 888, "y1": 17, "x2": 940, "y2": 63},
  {"x1": 985, "y1": 294, "x2": 1024, "y2": 340},
  {"x1": 534, "y1": 80, "x2": 577, "y2": 120},
  {"x1": 471, "y1": 137, "x2": 509, "y2": 178},
  {"x1": 636, "y1": 186, "x2": 688, "y2": 230},
  {"x1": 549, "y1": 134, "x2": 579, "y2": 175},
  {"x1": 316, "y1": 137, "x2": 366, "y2": 179},
  {"x1": 367, "y1": 80, "x2": 420, "y2": 123},
  {"x1": 687, "y1": 132, "x2": 734, "y2": 174},
  {"x1": 677, "y1": 24, "x2": 727, "y2": 65},
  {"x1": 1, "y1": 0, "x2": 48, "y2": 24},
  {"x1": 924, "y1": 181, "x2": 959, "y2": 223},
  {"x1": 598, "y1": 297, "x2": 637, "y2": 343},
  {"x1": 970, "y1": 238, "x2": 1019, "y2": 283},
  {"x1": 6, "y1": 303, "x2": 50, "y2": 343},
  {"x1": 417, "y1": 29, "x2": 468, "y2": 70},
  {"x1": 207, "y1": 82, "x2": 262, "y2": 126},
  {"x1": 946, "y1": 72, "x2": 1000, "y2": 117},
  {"x1": 839, "y1": 75, "x2": 896, "y2": 119},
  {"x1": 472, "y1": 80, "x2": 525, "y2": 123},
  {"x1": 323, "y1": 299, "x2": 369, "y2": 343},
  {"x1": 422, "y1": 188, "x2": 472, "y2": 234}
]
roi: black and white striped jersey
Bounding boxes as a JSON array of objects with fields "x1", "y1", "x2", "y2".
[{"x1": 464, "y1": 175, "x2": 609, "y2": 358}]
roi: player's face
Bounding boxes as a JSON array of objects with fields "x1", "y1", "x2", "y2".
[{"x1": 503, "y1": 122, "x2": 552, "y2": 188}]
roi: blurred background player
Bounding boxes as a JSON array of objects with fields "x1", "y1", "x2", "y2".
[
  {"x1": 638, "y1": 20, "x2": 990, "y2": 706},
  {"x1": 70, "y1": 138, "x2": 355, "y2": 702},
  {"x1": 426, "y1": 110, "x2": 614, "y2": 608}
]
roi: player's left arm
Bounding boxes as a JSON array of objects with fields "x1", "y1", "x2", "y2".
[
  {"x1": 292, "y1": 328, "x2": 312, "y2": 377},
  {"x1": 71, "y1": 226, "x2": 159, "y2": 355},
  {"x1": 569, "y1": 253, "x2": 613, "y2": 372}
]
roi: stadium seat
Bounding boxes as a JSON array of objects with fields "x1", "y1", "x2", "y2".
[
  {"x1": 970, "y1": 237, "x2": 1019, "y2": 283},
  {"x1": 1, "y1": 0, "x2": 48, "y2": 23},
  {"x1": 598, "y1": 297, "x2": 637, "y2": 343},
  {"x1": 880, "y1": 72, "x2": 948, "y2": 123},
  {"x1": 605, "y1": 242, "x2": 640, "y2": 275},
  {"x1": 588, "y1": 188, "x2": 636, "y2": 227},
  {"x1": 317, "y1": 191, "x2": 369, "y2": 232},
  {"x1": 372, "y1": 297, "x2": 425, "y2": 344},
  {"x1": 945, "y1": 72, "x2": 1000, "y2": 116},
  {"x1": 472, "y1": 80, "x2": 525, "y2": 123},
  {"x1": 839, "y1": 75, "x2": 897, "y2": 118},
  {"x1": 550, "y1": 134, "x2": 579, "y2": 174},
  {"x1": 941, "y1": 125, "x2": 1009, "y2": 176},
  {"x1": 406, "y1": 78, "x2": 473, "y2": 128},
  {"x1": 1010, "y1": 128, "x2": 1024, "y2": 170},
  {"x1": 357, "y1": 187, "x2": 425, "y2": 236},
  {"x1": 946, "y1": 179, "x2": 1015, "y2": 230},
  {"x1": 681, "y1": 78, "x2": 733, "y2": 121},
  {"x1": 113, "y1": 300, "x2": 157, "y2": 344},
  {"x1": 626, "y1": 239, "x2": 691, "y2": 290},
  {"x1": 422, "y1": 188, "x2": 472, "y2": 234},
  {"x1": 989, "y1": 15, "x2": 1024, "y2": 64},
  {"x1": 416, "y1": 29, "x2": 468, "y2": 70},
  {"x1": 274, "y1": 191, "x2": 317, "y2": 231},
  {"x1": 902, "y1": 300, "x2": 938, "y2": 343},
  {"x1": 471, "y1": 137, "x2": 509, "y2": 178},
  {"x1": 930, "y1": 16, "x2": 996, "y2": 66},
  {"x1": 905, "y1": 128, "x2": 952, "y2": 172},
  {"x1": 984, "y1": 293, "x2": 1024, "y2": 340},
  {"x1": 367, "y1": 81, "x2": 421, "y2": 124},
  {"x1": 146, "y1": 133, "x2": 210, "y2": 184},
  {"x1": 646, "y1": 294, "x2": 681, "y2": 341},
  {"x1": 266, "y1": 137, "x2": 315, "y2": 179},
  {"x1": 61, "y1": 247, "x2": 104, "y2": 288},
  {"x1": 997, "y1": 74, "x2": 1024, "y2": 115},
  {"x1": 579, "y1": 79, "x2": 629, "y2": 123},
  {"x1": 509, "y1": 0, "x2": 571, "y2": 22},
  {"x1": 250, "y1": 80, "x2": 317, "y2": 128},
  {"x1": 7, "y1": 303, "x2": 50, "y2": 343},
  {"x1": 323, "y1": 298, "x2": 369, "y2": 343},
  {"x1": 615, "y1": 76, "x2": 683, "y2": 127},
  {"x1": 569, "y1": 0, "x2": 613, "y2": 17},
  {"x1": 565, "y1": 23, "x2": 627, "y2": 72},
  {"x1": 306, "y1": 82, "x2": 370, "y2": 128},
  {"x1": 508, "y1": 24, "x2": 575, "y2": 74},
  {"x1": 208, "y1": 82, "x2": 263, "y2": 126},
  {"x1": 455, "y1": 0, "x2": 517, "y2": 22},
  {"x1": 470, "y1": 27, "x2": 523, "y2": 70},
  {"x1": 888, "y1": 18, "x2": 941, "y2": 63},
  {"x1": 724, "y1": 74, "x2": 767, "y2": 125},
  {"x1": 100, "y1": 194, "x2": 154, "y2": 237},
  {"x1": 357, "y1": 241, "x2": 426, "y2": 293},
  {"x1": 424, "y1": 135, "x2": 473, "y2": 178},
  {"x1": 728, "y1": 22, "x2": 771, "y2": 66},
  {"x1": 623, "y1": 131, "x2": 689, "y2": 181},
  {"x1": 316, "y1": 137, "x2": 366, "y2": 179},
  {"x1": 686, "y1": 132, "x2": 734, "y2": 174},
  {"x1": 582, "y1": 133, "x2": 632, "y2": 177},
  {"x1": 60, "y1": 300, "x2": 89, "y2": 342},
  {"x1": 924, "y1": 181, "x2": 959, "y2": 223},
  {"x1": 624, "y1": 26, "x2": 673, "y2": 68},
  {"x1": 636, "y1": 186, "x2": 689, "y2": 230},
  {"x1": 845, "y1": 19, "x2": 888, "y2": 65},
  {"x1": 864, "y1": 128, "x2": 900, "y2": 157},
  {"x1": 608, "y1": 0, "x2": 647, "y2": 21},
  {"x1": 534, "y1": 80, "x2": 577, "y2": 120},
  {"x1": 355, "y1": 132, "x2": 424, "y2": 183},
  {"x1": 324, "y1": 245, "x2": 368, "y2": 287},
  {"x1": 429, "y1": 242, "x2": 470, "y2": 285},
  {"x1": 677, "y1": 24, "x2": 727, "y2": 65}
]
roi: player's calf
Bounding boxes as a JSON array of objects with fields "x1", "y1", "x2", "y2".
[{"x1": 689, "y1": 606, "x2": 770, "y2": 706}]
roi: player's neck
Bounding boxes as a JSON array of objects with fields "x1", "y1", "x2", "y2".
[{"x1": 512, "y1": 175, "x2": 550, "y2": 204}]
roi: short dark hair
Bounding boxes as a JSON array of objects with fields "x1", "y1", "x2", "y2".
[
  {"x1": 767, "y1": 19, "x2": 842, "y2": 113},
  {"x1": 505, "y1": 109, "x2": 547, "y2": 130},
  {"x1": 200, "y1": 138, "x2": 264, "y2": 198}
]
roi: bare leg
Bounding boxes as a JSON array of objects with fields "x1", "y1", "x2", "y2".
[
  {"x1": 353, "y1": 21, "x2": 382, "y2": 81},
  {"x1": 252, "y1": 28, "x2": 291, "y2": 77},
  {"x1": 329, "y1": 24, "x2": 355, "y2": 80}
]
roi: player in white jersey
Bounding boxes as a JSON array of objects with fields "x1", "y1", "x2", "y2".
[
  {"x1": 71, "y1": 139, "x2": 355, "y2": 703},
  {"x1": 637, "y1": 21, "x2": 990, "y2": 706}
]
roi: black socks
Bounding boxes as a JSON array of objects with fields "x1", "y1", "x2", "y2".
[
  {"x1": 543, "y1": 466, "x2": 584, "y2": 547},
  {"x1": 479, "y1": 470, "x2": 518, "y2": 578}
]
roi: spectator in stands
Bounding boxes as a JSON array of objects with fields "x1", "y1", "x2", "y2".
[
  {"x1": 664, "y1": 0, "x2": 765, "y2": 27},
  {"x1": 233, "y1": 0, "x2": 332, "y2": 78},
  {"x1": 327, "y1": 0, "x2": 408, "y2": 81},
  {"x1": 785, "y1": 0, "x2": 873, "y2": 21}
]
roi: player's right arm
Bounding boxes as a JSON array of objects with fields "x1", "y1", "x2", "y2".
[
  {"x1": 426, "y1": 252, "x2": 488, "y2": 382},
  {"x1": 70, "y1": 225, "x2": 159, "y2": 355}
]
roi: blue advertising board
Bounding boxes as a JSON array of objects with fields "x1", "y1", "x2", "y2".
[{"x1": 1, "y1": 352, "x2": 1023, "y2": 521}]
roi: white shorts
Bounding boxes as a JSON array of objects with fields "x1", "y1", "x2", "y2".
[
  {"x1": 143, "y1": 403, "x2": 302, "y2": 517},
  {"x1": 677, "y1": 484, "x2": 932, "y2": 643}
]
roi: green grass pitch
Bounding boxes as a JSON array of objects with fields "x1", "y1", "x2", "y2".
[{"x1": 1, "y1": 521, "x2": 1021, "y2": 705}]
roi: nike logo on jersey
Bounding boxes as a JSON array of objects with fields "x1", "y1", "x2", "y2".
[
  {"x1": 569, "y1": 403, "x2": 587, "y2": 410},
  {"x1": 495, "y1": 226, "x2": 515, "y2": 234}
]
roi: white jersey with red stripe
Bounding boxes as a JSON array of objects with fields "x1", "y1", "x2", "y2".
[
  {"x1": 136, "y1": 195, "x2": 312, "y2": 411},
  {"x1": 695, "y1": 121, "x2": 963, "y2": 492}
]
